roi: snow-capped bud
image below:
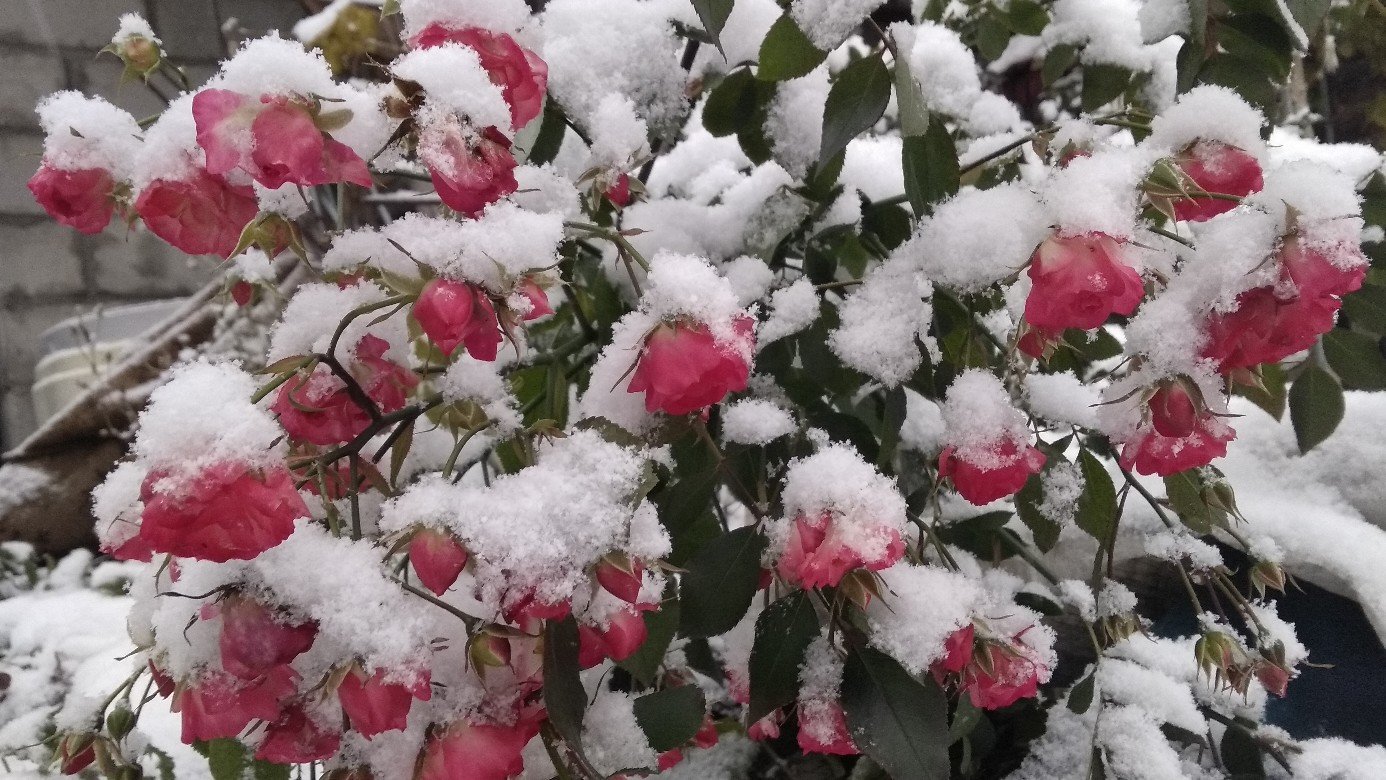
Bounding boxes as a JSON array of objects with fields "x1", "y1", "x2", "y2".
[
  {"x1": 418, "y1": 124, "x2": 519, "y2": 218},
  {"x1": 57, "y1": 733, "x2": 96, "y2": 775},
  {"x1": 776, "y1": 512, "x2": 903, "y2": 590},
  {"x1": 747, "y1": 709, "x2": 785, "y2": 741},
  {"x1": 658, "y1": 749, "x2": 684, "y2": 770},
  {"x1": 798, "y1": 700, "x2": 857, "y2": 756},
  {"x1": 693, "y1": 717, "x2": 720, "y2": 749},
  {"x1": 518, "y1": 279, "x2": 553, "y2": 322},
  {"x1": 1024, "y1": 232, "x2": 1144, "y2": 332},
  {"x1": 605, "y1": 172, "x2": 632, "y2": 207},
  {"x1": 218, "y1": 594, "x2": 317, "y2": 679},
  {"x1": 408, "y1": 26, "x2": 548, "y2": 129},
  {"x1": 1148, "y1": 382, "x2": 1198, "y2": 439},
  {"x1": 409, "y1": 527, "x2": 469, "y2": 596},
  {"x1": 337, "y1": 666, "x2": 431, "y2": 739},
  {"x1": 628, "y1": 317, "x2": 755, "y2": 416},
  {"x1": 578, "y1": 606, "x2": 649, "y2": 667},
  {"x1": 413, "y1": 278, "x2": 503, "y2": 360},
  {"x1": 118, "y1": 35, "x2": 161, "y2": 74},
  {"x1": 595, "y1": 553, "x2": 644, "y2": 604}
]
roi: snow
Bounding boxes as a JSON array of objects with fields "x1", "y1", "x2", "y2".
[
  {"x1": 766, "y1": 443, "x2": 907, "y2": 568},
  {"x1": 112, "y1": 13, "x2": 159, "y2": 46},
  {"x1": 392, "y1": 44, "x2": 515, "y2": 133},
  {"x1": 797, "y1": 633, "x2": 846, "y2": 745},
  {"x1": 867, "y1": 563, "x2": 983, "y2": 674},
  {"x1": 580, "y1": 689, "x2": 657, "y2": 774},
  {"x1": 1026, "y1": 371, "x2": 1101, "y2": 429},
  {"x1": 1144, "y1": 85, "x2": 1267, "y2": 158},
  {"x1": 439, "y1": 356, "x2": 522, "y2": 433},
  {"x1": 587, "y1": 93, "x2": 651, "y2": 167},
  {"x1": 828, "y1": 256, "x2": 933, "y2": 387},
  {"x1": 900, "y1": 389, "x2": 946, "y2": 455},
  {"x1": 941, "y1": 369, "x2": 1032, "y2": 468},
  {"x1": 1057, "y1": 579, "x2": 1096, "y2": 620},
  {"x1": 789, "y1": 0, "x2": 879, "y2": 50},
  {"x1": 1267, "y1": 127, "x2": 1384, "y2": 182},
  {"x1": 903, "y1": 182, "x2": 1050, "y2": 293},
  {"x1": 758, "y1": 278, "x2": 819, "y2": 346},
  {"x1": 1039, "y1": 146, "x2": 1155, "y2": 238},
  {"x1": 399, "y1": 0, "x2": 533, "y2": 38},
  {"x1": 721, "y1": 399, "x2": 795, "y2": 445},
  {"x1": 764, "y1": 66, "x2": 830, "y2": 179},
  {"x1": 35, "y1": 92, "x2": 143, "y2": 178}
]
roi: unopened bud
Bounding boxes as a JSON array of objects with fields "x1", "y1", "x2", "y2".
[
  {"x1": 1195, "y1": 630, "x2": 1239, "y2": 675},
  {"x1": 1249, "y1": 560, "x2": 1286, "y2": 596},
  {"x1": 57, "y1": 733, "x2": 96, "y2": 775},
  {"x1": 121, "y1": 36, "x2": 160, "y2": 73},
  {"x1": 105, "y1": 705, "x2": 136, "y2": 740},
  {"x1": 468, "y1": 631, "x2": 511, "y2": 674}
]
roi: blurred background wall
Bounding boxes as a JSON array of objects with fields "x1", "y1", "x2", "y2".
[{"x1": 0, "y1": 0, "x2": 307, "y2": 451}]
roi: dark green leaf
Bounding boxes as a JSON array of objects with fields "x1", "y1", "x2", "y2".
[
  {"x1": 1015, "y1": 472, "x2": 1062, "y2": 552},
  {"x1": 1233, "y1": 362, "x2": 1287, "y2": 420},
  {"x1": 819, "y1": 54, "x2": 892, "y2": 168},
  {"x1": 1343, "y1": 284, "x2": 1386, "y2": 334},
  {"x1": 1075, "y1": 450, "x2": 1118, "y2": 550},
  {"x1": 758, "y1": 14, "x2": 828, "y2": 81},
  {"x1": 902, "y1": 122, "x2": 960, "y2": 217},
  {"x1": 1014, "y1": 590, "x2": 1064, "y2": 616},
  {"x1": 1220, "y1": 724, "x2": 1266, "y2": 778},
  {"x1": 1289, "y1": 364, "x2": 1344, "y2": 453},
  {"x1": 653, "y1": 434, "x2": 722, "y2": 565},
  {"x1": 974, "y1": 15, "x2": 1012, "y2": 62},
  {"x1": 841, "y1": 646, "x2": 950, "y2": 780},
  {"x1": 619, "y1": 588, "x2": 680, "y2": 687},
  {"x1": 528, "y1": 99, "x2": 568, "y2": 166},
  {"x1": 1067, "y1": 672, "x2": 1097, "y2": 714},
  {"x1": 205, "y1": 739, "x2": 248, "y2": 780},
  {"x1": 692, "y1": 0, "x2": 735, "y2": 55},
  {"x1": 936, "y1": 511, "x2": 1014, "y2": 561},
  {"x1": 948, "y1": 697, "x2": 983, "y2": 742},
  {"x1": 633, "y1": 686, "x2": 707, "y2": 752},
  {"x1": 1005, "y1": 0, "x2": 1050, "y2": 35},
  {"x1": 1163, "y1": 471, "x2": 1224, "y2": 534},
  {"x1": 703, "y1": 68, "x2": 763, "y2": 137},
  {"x1": 1218, "y1": 14, "x2": 1293, "y2": 80},
  {"x1": 543, "y1": 616, "x2": 587, "y2": 751},
  {"x1": 1323, "y1": 329, "x2": 1386, "y2": 390},
  {"x1": 1042, "y1": 44, "x2": 1078, "y2": 87},
  {"x1": 1082, "y1": 64, "x2": 1132, "y2": 112},
  {"x1": 1196, "y1": 56, "x2": 1277, "y2": 117},
  {"x1": 678, "y1": 526, "x2": 768, "y2": 637},
  {"x1": 748, "y1": 591, "x2": 820, "y2": 722},
  {"x1": 1284, "y1": 0, "x2": 1331, "y2": 36}
]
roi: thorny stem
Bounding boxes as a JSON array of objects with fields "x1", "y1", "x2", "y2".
[
  {"x1": 1148, "y1": 225, "x2": 1194, "y2": 247},
  {"x1": 318, "y1": 397, "x2": 444, "y2": 465},
  {"x1": 693, "y1": 420, "x2": 766, "y2": 521},
  {"x1": 314, "y1": 351, "x2": 384, "y2": 422},
  {"x1": 395, "y1": 579, "x2": 477, "y2": 630},
  {"x1": 348, "y1": 457, "x2": 362, "y2": 540}
]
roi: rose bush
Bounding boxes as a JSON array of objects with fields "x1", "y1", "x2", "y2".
[{"x1": 18, "y1": 0, "x2": 1386, "y2": 779}]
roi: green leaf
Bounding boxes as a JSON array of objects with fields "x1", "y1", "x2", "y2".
[
  {"x1": 205, "y1": 739, "x2": 247, "y2": 780},
  {"x1": 748, "y1": 590, "x2": 820, "y2": 722},
  {"x1": 1067, "y1": 671, "x2": 1097, "y2": 714},
  {"x1": 819, "y1": 53, "x2": 892, "y2": 169},
  {"x1": 1005, "y1": 0, "x2": 1051, "y2": 35},
  {"x1": 893, "y1": 50, "x2": 931, "y2": 138},
  {"x1": 1284, "y1": 0, "x2": 1331, "y2": 36},
  {"x1": 1016, "y1": 472, "x2": 1062, "y2": 552},
  {"x1": 1289, "y1": 364, "x2": 1344, "y2": 453},
  {"x1": 902, "y1": 122, "x2": 959, "y2": 217},
  {"x1": 703, "y1": 68, "x2": 763, "y2": 137},
  {"x1": 935, "y1": 511, "x2": 1014, "y2": 561},
  {"x1": 841, "y1": 646, "x2": 950, "y2": 780},
  {"x1": 1233, "y1": 362, "x2": 1287, "y2": 420},
  {"x1": 1343, "y1": 283, "x2": 1386, "y2": 334},
  {"x1": 692, "y1": 0, "x2": 735, "y2": 55},
  {"x1": 678, "y1": 526, "x2": 768, "y2": 637},
  {"x1": 527, "y1": 99, "x2": 567, "y2": 166},
  {"x1": 1164, "y1": 471, "x2": 1225, "y2": 535},
  {"x1": 543, "y1": 616, "x2": 588, "y2": 751},
  {"x1": 758, "y1": 14, "x2": 828, "y2": 81},
  {"x1": 1081, "y1": 64, "x2": 1132, "y2": 112},
  {"x1": 1322, "y1": 329, "x2": 1386, "y2": 390},
  {"x1": 1042, "y1": 44, "x2": 1078, "y2": 87},
  {"x1": 1218, "y1": 14, "x2": 1293, "y2": 80},
  {"x1": 948, "y1": 697, "x2": 983, "y2": 742},
  {"x1": 618, "y1": 587, "x2": 681, "y2": 687},
  {"x1": 653, "y1": 433, "x2": 722, "y2": 566},
  {"x1": 974, "y1": 15, "x2": 1012, "y2": 62},
  {"x1": 1220, "y1": 724, "x2": 1266, "y2": 778},
  {"x1": 1075, "y1": 450, "x2": 1118, "y2": 550},
  {"x1": 633, "y1": 685, "x2": 707, "y2": 752}
]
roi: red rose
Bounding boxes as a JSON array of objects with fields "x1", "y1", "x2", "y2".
[
  {"x1": 256, "y1": 703, "x2": 341, "y2": 764},
  {"x1": 413, "y1": 278, "x2": 503, "y2": 359},
  {"x1": 174, "y1": 666, "x2": 298, "y2": 743},
  {"x1": 594, "y1": 556, "x2": 645, "y2": 604},
  {"x1": 776, "y1": 512, "x2": 904, "y2": 590},
  {"x1": 938, "y1": 439, "x2": 1046, "y2": 506},
  {"x1": 1119, "y1": 406, "x2": 1235, "y2": 478},
  {"x1": 409, "y1": 25, "x2": 548, "y2": 130},
  {"x1": 420, "y1": 125, "x2": 519, "y2": 218},
  {"x1": 138, "y1": 462, "x2": 306, "y2": 562},
  {"x1": 134, "y1": 168, "x2": 260, "y2": 258},
  {"x1": 409, "y1": 527, "x2": 469, "y2": 596},
  {"x1": 417, "y1": 717, "x2": 541, "y2": 780},
  {"x1": 627, "y1": 317, "x2": 754, "y2": 416},
  {"x1": 577, "y1": 606, "x2": 650, "y2": 668},
  {"x1": 338, "y1": 667, "x2": 431, "y2": 739},
  {"x1": 272, "y1": 334, "x2": 418, "y2": 446},
  {"x1": 28, "y1": 165, "x2": 116, "y2": 234},
  {"x1": 1170, "y1": 141, "x2": 1263, "y2": 223},
  {"x1": 797, "y1": 701, "x2": 858, "y2": 756},
  {"x1": 218, "y1": 595, "x2": 317, "y2": 680},
  {"x1": 1200, "y1": 287, "x2": 1340, "y2": 372},
  {"x1": 1024, "y1": 232, "x2": 1144, "y2": 332},
  {"x1": 194, "y1": 89, "x2": 370, "y2": 189}
]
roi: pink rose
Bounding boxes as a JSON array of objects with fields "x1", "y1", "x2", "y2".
[
  {"x1": 28, "y1": 165, "x2": 117, "y2": 234},
  {"x1": 938, "y1": 439, "x2": 1046, "y2": 506},
  {"x1": 1119, "y1": 410, "x2": 1236, "y2": 478},
  {"x1": 417, "y1": 717, "x2": 541, "y2": 780},
  {"x1": 1279, "y1": 236, "x2": 1367, "y2": 302},
  {"x1": 256, "y1": 703, "x2": 342, "y2": 764},
  {"x1": 413, "y1": 278, "x2": 503, "y2": 359},
  {"x1": 932, "y1": 626, "x2": 1045, "y2": 710},
  {"x1": 138, "y1": 462, "x2": 306, "y2": 562},
  {"x1": 134, "y1": 168, "x2": 260, "y2": 258},
  {"x1": 174, "y1": 666, "x2": 298, "y2": 743},
  {"x1": 409, "y1": 25, "x2": 548, "y2": 130},
  {"x1": 577, "y1": 606, "x2": 650, "y2": 668},
  {"x1": 218, "y1": 595, "x2": 317, "y2": 680},
  {"x1": 419, "y1": 124, "x2": 518, "y2": 218},
  {"x1": 594, "y1": 557, "x2": 645, "y2": 604},
  {"x1": 272, "y1": 334, "x2": 419, "y2": 446},
  {"x1": 1024, "y1": 232, "x2": 1144, "y2": 332},
  {"x1": 776, "y1": 512, "x2": 904, "y2": 590},
  {"x1": 409, "y1": 527, "x2": 469, "y2": 596},
  {"x1": 193, "y1": 89, "x2": 371, "y2": 189},
  {"x1": 1201, "y1": 287, "x2": 1340, "y2": 372},
  {"x1": 519, "y1": 279, "x2": 553, "y2": 321},
  {"x1": 338, "y1": 667, "x2": 432, "y2": 739},
  {"x1": 1170, "y1": 141, "x2": 1263, "y2": 222},
  {"x1": 627, "y1": 317, "x2": 754, "y2": 416}
]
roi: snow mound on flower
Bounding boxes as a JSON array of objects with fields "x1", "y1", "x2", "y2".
[
  {"x1": 1250, "y1": 160, "x2": 1363, "y2": 246},
  {"x1": 766, "y1": 443, "x2": 906, "y2": 564},
  {"x1": 722, "y1": 399, "x2": 795, "y2": 445},
  {"x1": 828, "y1": 256, "x2": 933, "y2": 387},
  {"x1": 906, "y1": 182, "x2": 1050, "y2": 292},
  {"x1": 1026, "y1": 371, "x2": 1100, "y2": 428},
  {"x1": 1040, "y1": 147, "x2": 1155, "y2": 238},
  {"x1": 392, "y1": 44, "x2": 514, "y2": 134},
  {"x1": 1144, "y1": 85, "x2": 1266, "y2": 158},
  {"x1": 35, "y1": 92, "x2": 143, "y2": 177},
  {"x1": 400, "y1": 0, "x2": 533, "y2": 37},
  {"x1": 941, "y1": 369, "x2": 1031, "y2": 468},
  {"x1": 867, "y1": 564, "x2": 984, "y2": 674},
  {"x1": 380, "y1": 430, "x2": 669, "y2": 617},
  {"x1": 797, "y1": 633, "x2": 846, "y2": 746},
  {"x1": 640, "y1": 251, "x2": 753, "y2": 346},
  {"x1": 588, "y1": 93, "x2": 650, "y2": 167},
  {"x1": 575, "y1": 311, "x2": 660, "y2": 434},
  {"x1": 130, "y1": 361, "x2": 286, "y2": 476}
]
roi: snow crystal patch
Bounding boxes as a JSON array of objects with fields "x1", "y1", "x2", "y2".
[
  {"x1": 400, "y1": 0, "x2": 533, "y2": 38},
  {"x1": 36, "y1": 92, "x2": 143, "y2": 178},
  {"x1": 790, "y1": 0, "x2": 879, "y2": 50},
  {"x1": 392, "y1": 44, "x2": 514, "y2": 133},
  {"x1": 722, "y1": 399, "x2": 795, "y2": 446},
  {"x1": 588, "y1": 93, "x2": 650, "y2": 167},
  {"x1": 906, "y1": 182, "x2": 1050, "y2": 293},
  {"x1": 868, "y1": 563, "x2": 984, "y2": 674},
  {"x1": 764, "y1": 66, "x2": 830, "y2": 179},
  {"x1": 759, "y1": 278, "x2": 819, "y2": 346},
  {"x1": 941, "y1": 369, "x2": 1031, "y2": 467},
  {"x1": 582, "y1": 689, "x2": 657, "y2": 774},
  {"x1": 828, "y1": 256, "x2": 932, "y2": 387},
  {"x1": 1026, "y1": 371, "x2": 1100, "y2": 429},
  {"x1": 1145, "y1": 85, "x2": 1266, "y2": 157}
]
